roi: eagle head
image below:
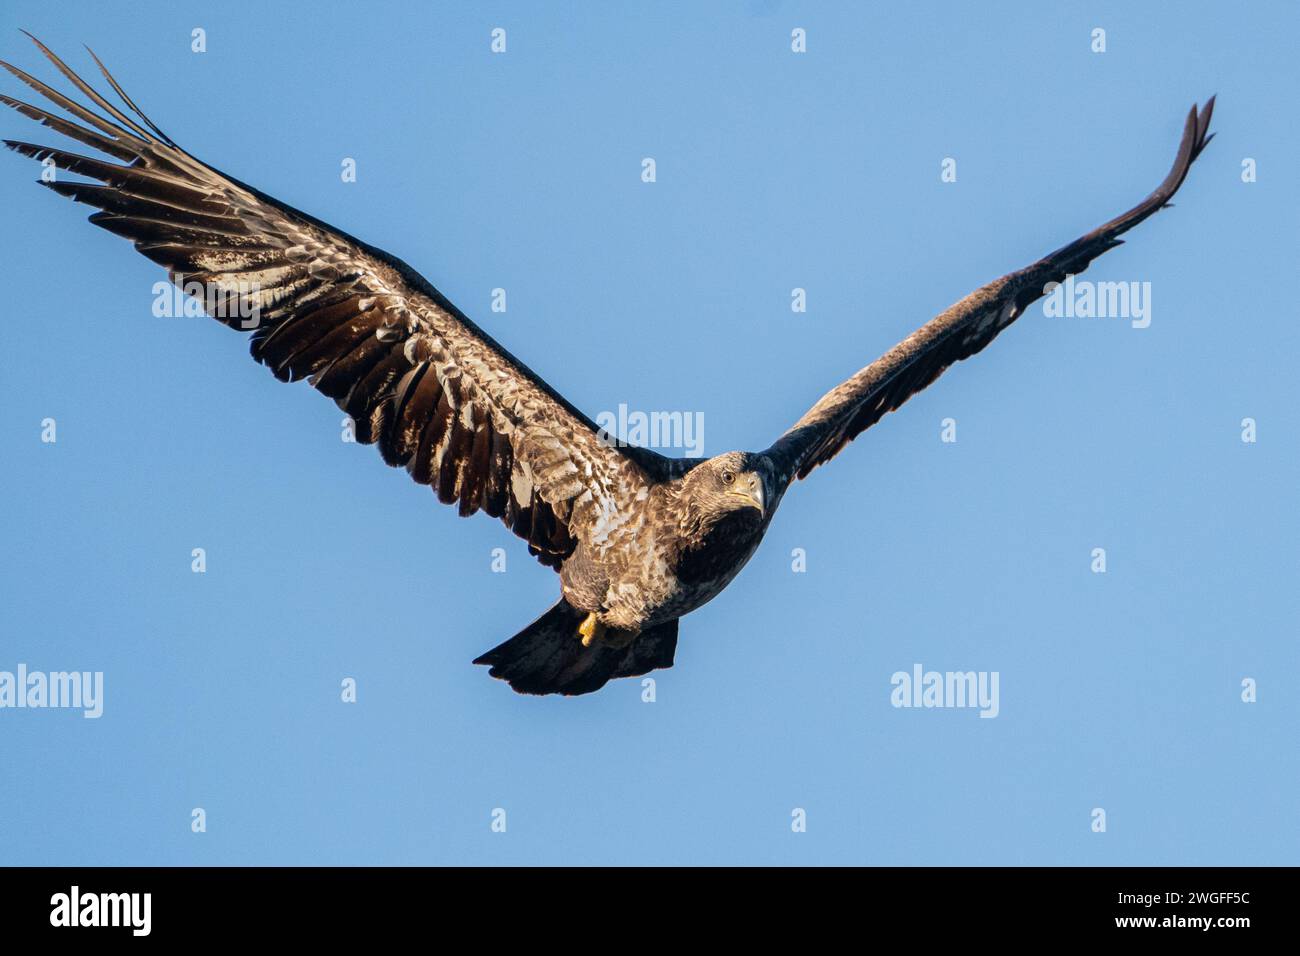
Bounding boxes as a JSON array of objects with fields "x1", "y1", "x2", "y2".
[{"x1": 681, "y1": 451, "x2": 770, "y2": 523}]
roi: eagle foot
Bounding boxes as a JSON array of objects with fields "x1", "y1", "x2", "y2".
[
  {"x1": 578, "y1": 613, "x2": 640, "y2": 649},
  {"x1": 578, "y1": 612, "x2": 606, "y2": 647}
]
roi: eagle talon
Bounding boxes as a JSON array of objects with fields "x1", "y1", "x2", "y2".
[{"x1": 578, "y1": 612, "x2": 606, "y2": 647}]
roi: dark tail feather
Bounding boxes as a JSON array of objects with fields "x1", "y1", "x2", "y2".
[{"x1": 473, "y1": 601, "x2": 679, "y2": 696}]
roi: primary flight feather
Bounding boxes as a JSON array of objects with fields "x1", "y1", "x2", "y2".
[{"x1": 1, "y1": 36, "x2": 1214, "y2": 694}]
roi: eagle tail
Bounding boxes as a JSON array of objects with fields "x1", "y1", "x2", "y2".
[{"x1": 473, "y1": 601, "x2": 678, "y2": 696}]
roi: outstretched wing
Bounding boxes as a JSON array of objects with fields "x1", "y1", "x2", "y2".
[
  {"x1": 1, "y1": 35, "x2": 671, "y2": 568},
  {"x1": 766, "y1": 98, "x2": 1215, "y2": 483}
]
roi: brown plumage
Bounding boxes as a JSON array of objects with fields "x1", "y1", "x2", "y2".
[{"x1": 1, "y1": 35, "x2": 1214, "y2": 695}]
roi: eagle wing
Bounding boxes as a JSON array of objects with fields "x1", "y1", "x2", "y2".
[
  {"x1": 766, "y1": 98, "x2": 1215, "y2": 483},
  {"x1": 1, "y1": 36, "x2": 672, "y2": 569}
]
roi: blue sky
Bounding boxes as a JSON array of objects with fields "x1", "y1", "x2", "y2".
[{"x1": 0, "y1": 1, "x2": 1295, "y2": 865}]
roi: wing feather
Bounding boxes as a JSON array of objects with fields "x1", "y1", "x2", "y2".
[
  {"x1": 2, "y1": 37, "x2": 671, "y2": 569},
  {"x1": 767, "y1": 98, "x2": 1215, "y2": 482}
]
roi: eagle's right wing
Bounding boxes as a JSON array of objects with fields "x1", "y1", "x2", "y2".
[
  {"x1": 2, "y1": 35, "x2": 670, "y2": 569},
  {"x1": 766, "y1": 98, "x2": 1215, "y2": 483}
]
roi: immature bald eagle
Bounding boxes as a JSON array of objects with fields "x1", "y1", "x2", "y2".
[{"x1": 1, "y1": 37, "x2": 1214, "y2": 694}]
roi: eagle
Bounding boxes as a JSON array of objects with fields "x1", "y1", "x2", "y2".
[{"x1": 1, "y1": 36, "x2": 1214, "y2": 695}]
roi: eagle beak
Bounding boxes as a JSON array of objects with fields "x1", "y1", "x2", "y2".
[{"x1": 727, "y1": 473, "x2": 765, "y2": 516}]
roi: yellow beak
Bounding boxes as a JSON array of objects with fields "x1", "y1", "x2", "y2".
[{"x1": 727, "y1": 474, "x2": 765, "y2": 515}]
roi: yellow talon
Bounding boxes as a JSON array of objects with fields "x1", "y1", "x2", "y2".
[{"x1": 578, "y1": 612, "x2": 606, "y2": 647}]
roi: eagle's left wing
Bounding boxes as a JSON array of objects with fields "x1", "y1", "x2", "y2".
[
  {"x1": 765, "y1": 98, "x2": 1214, "y2": 483},
  {"x1": 1, "y1": 36, "x2": 674, "y2": 569}
]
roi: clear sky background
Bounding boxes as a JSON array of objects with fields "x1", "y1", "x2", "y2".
[{"x1": 1, "y1": 1, "x2": 1295, "y2": 866}]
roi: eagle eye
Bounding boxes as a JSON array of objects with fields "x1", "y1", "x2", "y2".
[{"x1": 721, "y1": 471, "x2": 735, "y2": 485}]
